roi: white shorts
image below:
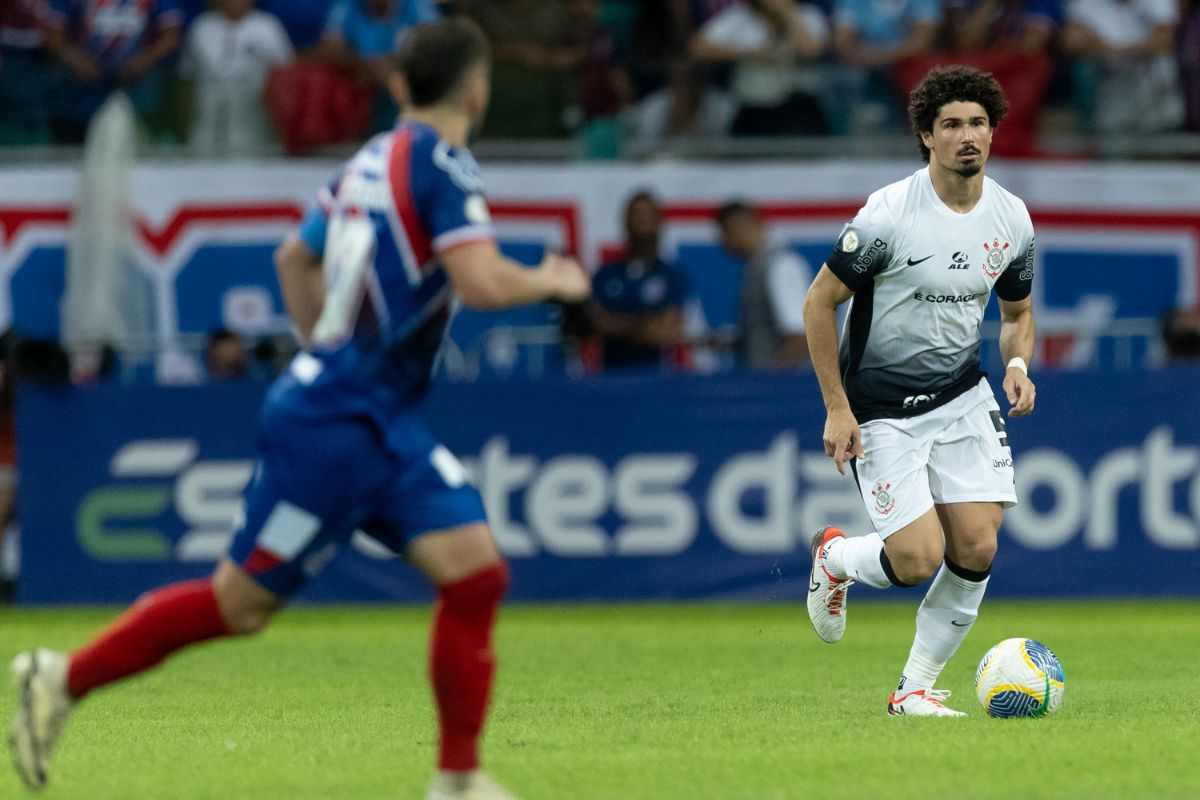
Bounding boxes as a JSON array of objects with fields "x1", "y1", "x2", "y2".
[{"x1": 851, "y1": 378, "x2": 1017, "y2": 539}]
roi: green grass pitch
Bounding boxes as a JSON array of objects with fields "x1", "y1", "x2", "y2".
[{"x1": 2, "y1": 600, "x2": 1197, "y2": 799}]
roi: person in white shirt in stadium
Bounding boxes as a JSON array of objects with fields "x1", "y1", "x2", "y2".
[
  {"x1": 1062, "y1": 0, "x2": 1185, "y2": 134},
  {"x1": 715, "y1": 200, "x2": 812, "y2": 369},
  {"x1": 182, "y1": 0, "x2": 294, "y2": 156},
  {"x1": 803, "y1": 65, "x2": 1038, "y2": 717},
  {"x1": 689, "y1": 0, "x2": 830, "y2": 135}
]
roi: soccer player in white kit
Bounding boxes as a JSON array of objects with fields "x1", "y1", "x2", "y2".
[{"x1": 803, "y1": 66, "x2": 1037, "y2": 717}]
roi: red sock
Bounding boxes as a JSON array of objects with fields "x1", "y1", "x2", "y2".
[
  {"x1": 430, "y1": 562, "x2": 509, "y2": 771},
  {"x1": 67, "y1": 579, "x2": 231, "y2": 699}
]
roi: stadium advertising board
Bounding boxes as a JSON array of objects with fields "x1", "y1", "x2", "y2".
[
  {"x1": 16, "y1": 369, "x2": 1200, "y2": 603},
  {"x1": 2, "y1": 161, "x2": 1198, "y2": 371}
]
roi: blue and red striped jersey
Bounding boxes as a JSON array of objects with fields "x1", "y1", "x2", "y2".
[
  {"x1": 45, "y1": 0, "x2": 184, "y2": 74},
  {"x1": 288, "y1": 121, "x2": 495, "y2": 415}
]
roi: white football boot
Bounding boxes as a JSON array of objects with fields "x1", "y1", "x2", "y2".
[
  {"x1": 10, "y1": 649, "x2": 75, "y2": 791},
  {"x1": 887, "y1": 687, "x2": 967, "y2": 718},
  {"x1": 426, "y1": 770, "x2": 520, "y2": 800},
  {"x1": 806, "y1": 526, "x2": 853, "y2": 644}
]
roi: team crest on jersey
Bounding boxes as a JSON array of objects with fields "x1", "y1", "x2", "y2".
[
  {"x1": 981, "y1": 238, "x2": 1010, "y2": 278},
  {"x1": 872, "y1": 482, "x2": 896, "y2": 515}
]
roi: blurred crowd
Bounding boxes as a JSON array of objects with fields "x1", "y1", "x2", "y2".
[{"x1": 1, "y1": 0, "x2": 1198, "y2": 156}]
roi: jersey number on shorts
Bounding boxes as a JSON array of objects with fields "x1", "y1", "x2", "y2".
[
  {"x1": 989, "y1": 410, "x2": 1009, "y2": 448},
  {"x1": 430, "y1": 445, "x2": 469, "y2": 488}
]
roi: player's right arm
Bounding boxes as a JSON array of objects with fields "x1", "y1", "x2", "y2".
[
  {"x1": 274, "y1": 235, "x2": 325, "y2": 345},
  {"x1": 805, "y1": 200, "x2": 895, "y2": 474},
  {"x1": 803, "y1": 266, "x2": 860, "y2": 475},
  {"x1": 442, "y1": 242, "x2": 590, "y2": 310}
]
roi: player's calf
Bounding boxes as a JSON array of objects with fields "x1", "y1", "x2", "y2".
[{"x1": 430, "y1": 560, "x2": 510, "y2": 773}]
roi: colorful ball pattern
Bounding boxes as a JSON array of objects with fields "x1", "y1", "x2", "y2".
[{"x1": 975, "y1": 638, "x2": 1065, "y2": 718}]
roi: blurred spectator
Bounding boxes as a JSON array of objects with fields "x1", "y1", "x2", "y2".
[
  {"x1": 690, "y1": 0, "x2": 830, "y2": 136},
  {"x1": 567, "y1": 0, "x2": 634, "y2": 155},
  {"x1": 716, "y1": 201, "x2": 811, "y2": 369},
  {"x1": 1062, "y1": 0, "x2": 1184, "y2": 134},
  {"x1": 627, "y1": 0, "x2": 687, "y2": 102},
  {"x1": 830, "y1": 0, "x2": 940, "y2": 132},
  {"x1": 250, "y1": 334, "x2": 296, "y2": 377},
  {"x1": 833, "y1": 0, "x2": 939, "y2": 66},
  {"x1": 466, "y1": 0, "x2": 574, "y2": 138},
  {"x1": 182, "y1": 0, "x2": 293, "y2": 156},
  {"x1": 946, "y1": 0, "x2": 1058, "y2": 53},
  {"x1": 43, "y1": 0, "x2": 184, "y2": 143},
  {"x1": 205, "y1": 328, "x2": 249, "y2": 380},
  {"x1": 316, "y1": 0, "x2": 440, "y2": 132},
  {"x1": 896, "y1": 0, "x2": 1056, "y2": 156},
  {"x1": 1162, "y1": 307, "x2": 1200, "y2": 360},
  {"x1": 589, "y1": 191, "x2": 689, "y2": 370},
  {"x1": 11, "y1": 337, "x2": 70, "y2": 384},
  {"x1": 0, "y1": 0, "x2": 54, "y2": 144},
  {"x1": 1182, "y1": 0, "x2": 1200, "y2": 131},
  {"x1": 262, "y1": 0, "x2": 335, "y2": 49},
  {"x1": 671, "y1": 0, "x2": 740, "y2": 30}
]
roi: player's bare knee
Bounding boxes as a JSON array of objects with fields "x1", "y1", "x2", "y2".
[
  {"x1": 955, "y1": 536, "x2": 997, "y2": 572},
  {"x1": 224, "y1": 606, "x2": 275, "y2": 636},
  {"x1": 212, "y1": 560, "x2": 280, "y2": 635},
  {"x1": 890, "y1": 549, "x2": 941, "y2": 585}
]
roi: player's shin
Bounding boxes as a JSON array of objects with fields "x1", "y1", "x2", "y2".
[
  {"x1": 828, "y1": 533, "x2": 893, "y2": 588},
  {"x1": 66, "y1": 579, "x2": 232, "y2": 699},
  {"x1": 899, "y1": 558, "x2": 990, "y2": 690},
  {"x1": 430, "y1": 561, "x2": 509, "y2": 772}
]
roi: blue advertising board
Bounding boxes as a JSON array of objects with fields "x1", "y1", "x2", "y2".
[{"x1": 15, "y1": 368, "x2": 1200, "y2": 604}]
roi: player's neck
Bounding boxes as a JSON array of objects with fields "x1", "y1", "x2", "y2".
[
  {"x1": 927, "y1": 163, "x2": 985, "y2": 214},
  {"x1": 402, "y1": 107, "x2": 472, "y2": 147}
]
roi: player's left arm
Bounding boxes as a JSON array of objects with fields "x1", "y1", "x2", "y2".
[
  {"x1": 999, "y1": 294, "x2": 1036, "y2": 417},
  {"x1": 996, "y1": 228, "x2": 1037, "y2": 417}
]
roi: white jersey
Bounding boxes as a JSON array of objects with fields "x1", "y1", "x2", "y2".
[{"x1": 825, "y1": 168, "x2": 1035, "y2": 422}]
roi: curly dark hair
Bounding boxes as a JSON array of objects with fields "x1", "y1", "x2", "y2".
[{"x1": 907, "y1": 65, "x2": 1009, "y2": 163}]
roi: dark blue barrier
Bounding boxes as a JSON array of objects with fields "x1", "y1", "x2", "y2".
[{"x1": 16, "y1": 368, "x2": 1200, "y2": 604}]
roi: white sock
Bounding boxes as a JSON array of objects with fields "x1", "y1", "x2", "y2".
[
  {"x1": 434, "y1": 770, "x2": 474, "y2": 791},
  {"x1": 899, "y1": 561, "x2": 989, "y2": 690},
  {"x1": 825, "y1": 533, "x2": 890, "y2": 588}
]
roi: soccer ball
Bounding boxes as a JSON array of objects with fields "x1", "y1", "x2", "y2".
[{"x1": 974, "y1": 638, "x2": 1065, "y2": 718}]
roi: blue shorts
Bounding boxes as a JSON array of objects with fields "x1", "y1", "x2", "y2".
[{"x1": 227, "y1": 397, "x2": 487, "y2": 597}]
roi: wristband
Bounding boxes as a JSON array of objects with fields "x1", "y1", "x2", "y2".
[{"x1": 1006, "y1": 357, "x2": 1028, "y2": 375}]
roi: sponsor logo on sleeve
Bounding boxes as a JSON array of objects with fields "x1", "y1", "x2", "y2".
[
  {"x1": 852, "y1": 237, "x2": 888, "y2": 274},
  {"x1": 1019, "y1": 237, "x2": 1035, "y2": 281}
]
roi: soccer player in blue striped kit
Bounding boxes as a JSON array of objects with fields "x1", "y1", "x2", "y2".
[{"x1": 10, "y1": 19, "x2": 590, "y2": 799}]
